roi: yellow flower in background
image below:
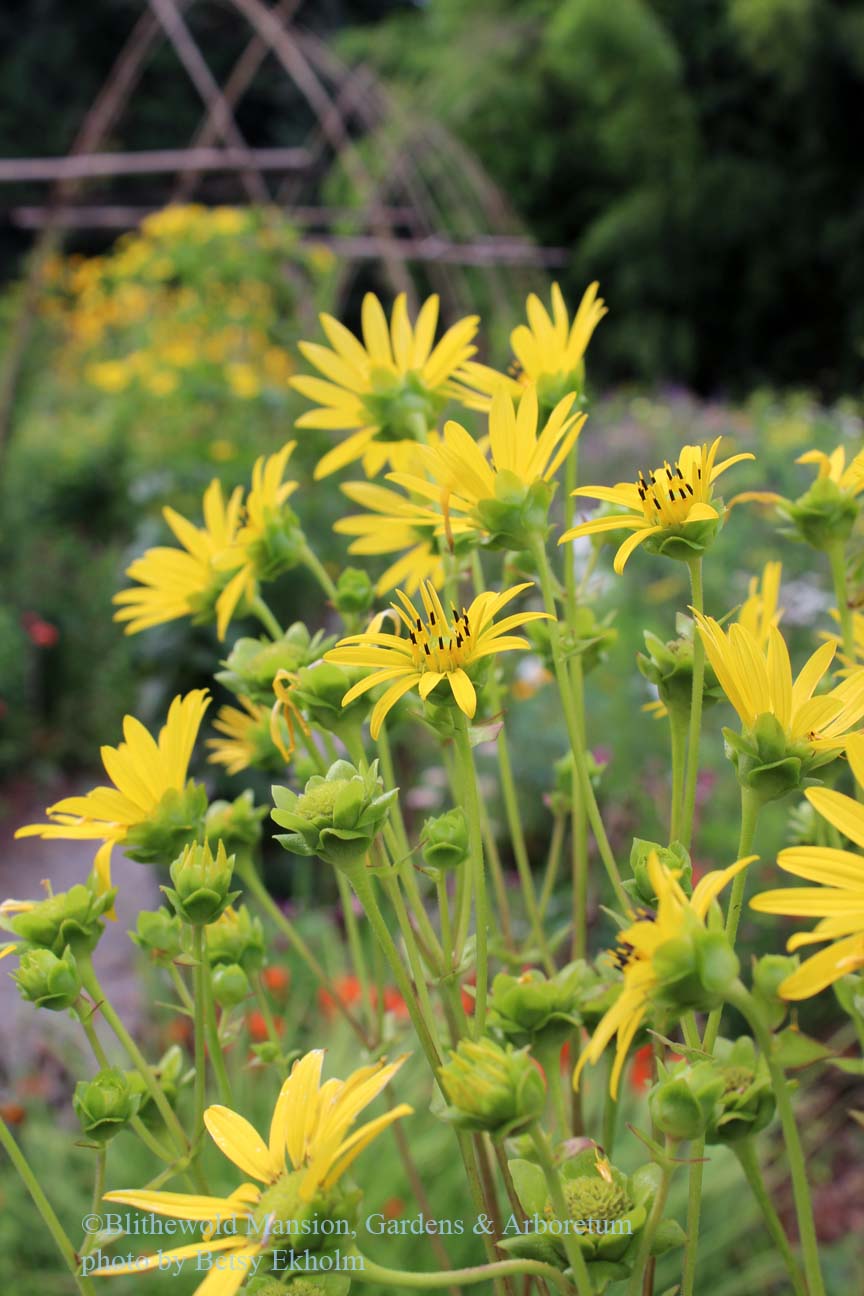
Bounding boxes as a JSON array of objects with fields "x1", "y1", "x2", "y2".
[
  {"x1": 750, "y1": 734, "x2": 864, "y2": 999},
  {"x1": 113, "y1": 479, "x2": 245, "y2": 640},
  {"x1": 325, "y1": 581, "x2": 549, "y2": 738},
  {"x1": 797, "y1": 444, "x2": 864, "y2": 496},
  {"x1": 737, "y1": 560, "x2": 783, "y2": 645},
  {"x1": 561, "y1": 438, "x2": 754, "y2": 573},
  {"x1": 226, "y1": 362, "x2": 261, "y2": 399},
  {"x1": 694, "y1": 613, "x2": 864, "y2": 758},
  {"x1": 292, "y1": 292, "x2": 479, "y2": 479},
  {"x1": 334, "y1": 481, "x2": 471, "y2": 595},
  {"x1": 207, "y1": 698, "x2": 286, "y2": 775},
  {"x1": 86, "y1": 359, "x2": 132, "y2": 393},
  {"x1": 575, "y1": 852, "x2": 753, "y2": 1097},
  {"x1": 93, "y1": 1051, "x2": 411, "y2": 1290},
  {"x1": 15, "y1": 691, "x2": 209, "y2": 893},
  {"x1": 237, "y1": 441, "x2": 298, "y2": 545},
  {"x1": 459, "y1": 281, "x2": 607, "y2": 410},
  {"x1": 823, "y1": 608, "x2": 864, "y2": 673},
  {"x1": 389, "y1": 385, "x2": 585, "y2": 548}
]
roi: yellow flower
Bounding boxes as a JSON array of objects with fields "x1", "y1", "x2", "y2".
[
  {"x1": 325, "y1": 581, "x2": 549, "y2": 738},
  {"x1": 93, "y1": 1051, "x2": 411, "y2": 1290},
  {"x1": 222, "y1": 441, "x2": 301, "y2": 601},
  {"x1": 459, "y1": 281, "x2": 607, "y2": 410},
  {"x1": 575, "y1": 852, "x2": 752, "y2": 1096},
  {"x1": 797, "y1": 444, "x2": 864, "y2": 497},
  {"x1": 736, "y1": 561, "x2": 783, "y2": 646},
  {"x1": 822, "y1": 609, "x2": 864, "y2": 673},
  {"x1": 389, "y1": 385, "x2": 585, "y2": 547},
  {"x1": 113, "y1": 479, "x2": 245, "y2": 641},
  {"x1": 560, "y1": 437, "x2": 754, "y2": 573},
  {"x1": 237, "y1": 441, "x2": 298, "y2": 544},
  {"x1": 207, "y1": 698, "x2": 287, "y2": 776},
  {"x1": 86, "y1": 359, "x2": 132, "y2": 392},
  {"x1": 226, "y1": 362, "x2": 261, "y2": 399},
  {"x1": 292, "y1": 292, "x2": 479, "y2": 479},
  {"x1": 15, "y1": 691, "x2": 210, "y2": 893},
  {"x1": 750, "y1": 733, "x2": 864, "y2": 999},
  {"x1": 334, "y1": 481, "x2": 471, "y2": 595},
  {"x1": 694, "y1": 613, "x2": 864, "y2": 758}
]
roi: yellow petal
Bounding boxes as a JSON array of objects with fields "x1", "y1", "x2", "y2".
[{"x1": 203, "y1": 1106, "x2": 276, "y2": 1183}]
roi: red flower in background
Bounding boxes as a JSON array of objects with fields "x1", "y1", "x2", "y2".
[
  {"x1": 246, "y1": 1010, "x2": 284, "y2": 1042},
  {"x1": 261, "y1": 966, "x2": 290, "y2": 997},
  {"x1": 630, "y1": 1044, "x2": 653, "y2": 1092},
  {"x1": 318, "y1": 974, "x2": 409, "y2": 1022},
  {"x1": 21, "y1": 612, "x2": 59, "y2": 648}
]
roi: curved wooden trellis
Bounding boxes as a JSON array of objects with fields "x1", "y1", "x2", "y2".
[{"x1": 0, "y1": 0, "x2": 565, "y2": 452}]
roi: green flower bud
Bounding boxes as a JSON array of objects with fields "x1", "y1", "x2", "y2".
[
  {"x1": 649, "y1": 1061, "x2": 725, "y2": 1140},
  {"x1": 752, "y1": 953, "x2": 799, "y2": 1029},
  {"x1": 131, "y1": 907, "x2": 184, "y2": 962},
  {"x1": 9, "y1": 884, "x2": 116, "y2": 956},
  {"x1": 529, "y1": 606, "x2": 617, "y2": 678},
  {"x1": 14, "y1": 946, "x2": 80, "y2": 1010},
  {"x1": 73, "y1": 1068, "x2": 142, "y2": 1144},
  {"x1": 164, "y1": 840, "x2": 238, "y2": 925},
  {"x1": 547, "y1": 748, "x2": 605, "y2": 816},
  {"x1": 129, "y1": 1045, "x2": 187, "y2": 1131},
  {"x1": 439, "y1": 1038, "x2": 546, "y2": 1136},
  {"x1": 474, "y1": 474, "x2": 556, "y2": 550},
  {"x1": 272, "y1": 759, "x2": 397, "y2": 872},
  {"x1": 247, "y1": 505, "x2": 307, "y2": 580},
  {"x1": 625, "y1": 838, "x2": 691, "y2": 907},
  {"x1": 215, "y1": 625, "x2": 335, "y2": 704},
  {"x1": 781, "y1": 479, "x2": 859, "y2": 550},
  {"x1": 333, "y1": 567, "x2": 376, "y2": 617},
  {"x1": 205, "y1": 792, "x2": 267, "y2": 855},
  {"x1": 637, "y1": 620, "x2": 719, "y2": 714},
  {"x1": 502, "y1": 1148, "x2": 679, "y2": 1270},
  {"x1": 704, "y1": 1036, "x2": 775, "y2": 1144},
  {"x1": 723, "y1": 713, "x2": 832, "y2": 802},
  {"x1": 206, "y1": 905, "x2": 266, "y2": 972},
  {"x1": 488, "y1": 963, "x2": 595, "y2": 1043},
  {"x1": 419, "y1": 808, "x2": 469, "y2": 872},
  {"x1": 123, "y1": 782, "x2": 208, "y2": 866},
  {"x1": 211, "y1": 962, "x2": 251, "y2": 1007},
  {"x1": 650, "y1": 928, "x2": 740, "y2": 1013},
  {"x1": 834, "y1": 971, "x2": 864, "y2": 1022},
  {"x1": 289, "y1": 661, "x2": 372, "y2": 736}
]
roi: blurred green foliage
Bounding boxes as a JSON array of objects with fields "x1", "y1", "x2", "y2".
[{"x1": 341, "y1": 0, "x2": 864, "y2": 393}]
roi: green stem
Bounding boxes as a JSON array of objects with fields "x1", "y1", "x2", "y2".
[
  {"x1": 624, "y1": 1141, "x2": 676, "y2": 1296},
  {"x1": 667, "y1": 702, "x2": 688, "y2": 845},
  {"x1": 168, "y1": 961, "x2": 195, "y2": 1014},
  {"x1": 528, "y1": 1124, "x2": 593, "y2": 1296},
  {"x1": 202, "y1": 948, "x2": 234, "y2": 1107},
  {"x1": 680, "y1": 558, "x2": 705, "y2": 851},
  {"x1": 250, "y1": 594, "x2": 283, "y2": 639},
  {"x1": 301, "y1": 542, "x2": 339, "y2": 602},
  {"x1": 539, "y1": 813, "x2": 566, "y2": 918},
  {"x1": 734, "y1": 1139, "x2": 807, "y2": 1296},
  {"x1": 240, "y1": 860, "x2": 366, "y2": 1042},
  {"x1": 381, "y1": 872, "x2": 444, "y2": 1056},
  {"x1": 454, "y1": 712, "x2": 490, "y2": 1036},
  {"x1": 569, "y1": 656, "x2": 590, "y2": 962},
  {"x1": 76, "y1": 951, "x2": 191, "y2": 1164},
  {"x1": 192, "y1": 926, "x2": 207, "y2": 1141},
  {"x1": 827, "y1": 541, "x2": 855, "y2": 661},
  {"x1": 725, "y1": 980, "x2": 825, "y2": 1296},
  {"x1": 348, "y1": 863, "x2": 443, "y2": 1073},
  {"x1": 533, "y1": 1036, "x2": 570, "y2": 1137},
  {"x1": 336, "y1": 870, "x2": 375, "y2": 1033},
  {"x1": 0, "y1": 1116, "x2": 95, "y2": 1295},
  {"x1": 354, "y1": 1253, "x2": 573, "y2": 1293},
  {"x1": 496, "y1": 724, "x2": 556, "y2": 974},
  {"x1": 530, "y1": 533, "x2": 627, "y2": 909},
  {"x1": 436, "y1": 873, "x2": 454, "y2": 971},
  {"x1": 79, "y1": 1147, "x2": 106, "y2": 1259}
]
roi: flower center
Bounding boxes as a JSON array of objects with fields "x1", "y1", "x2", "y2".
[
  {"x1": 296, "y1": 781, "x2": 348, "y2": 821},
  {"x1": 548, "y1": 1176, "x2": 633, "y2": 1224},
  {"x1": 722, "y1": 1065, "x2": 755, "y2": 1094},
  {"x1": 636, "y1": 458, "x2": 705, "y2": 527},
  {"x1": 407, "y1": 604, "x2": 474, "y2": 675}
]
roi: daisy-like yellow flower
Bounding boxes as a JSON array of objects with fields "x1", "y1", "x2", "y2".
[
  {"x1": 219, "y1": 441, "x2": 300, "y2": 605},
  {"x1": 292, "y1": 292, "x2": 479, "y2": 479},
  {"x1": 15, "y1": 691, "x2": 209, "y2": 892},
  {"x1": 334, "y1": 480, "x2": 472, "y2": 595},
  {"x1": 207, "y1": 698, "x2": 289, "y2": 776},
  {"x1": 694, "y1": 613, "x2": 864, "y2": 760},
  {"x1": 737, "y1": 560, "x2": 783, "y2": 644},
  {"x1": 93, "y1": 1050, "x2": 411, "y2": 1293},
  {"x1": 389, "y1": 386, "x2": 586, "y2": 548},
  {"x1": 458, "y1": 281, "x2": 607, "y2": 410},
  {"x1": 113, "y1": 479, "x2": 244, "y2": 640},
  {"x1": 324, "y1": 580, "x2": 549, "y2": 738},
  {"x1": 798, "y1": 444, "x2": 864, "y2": 496},
  {"x1": 750, "y1": 733, "x2": 864, "y2": 999},
  {"x1": 575, "y1": 852, "x2": 753, "y2": 1097},
  {"x1": 560, "y1": 438, "x2": 754, "y2": 574}
]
